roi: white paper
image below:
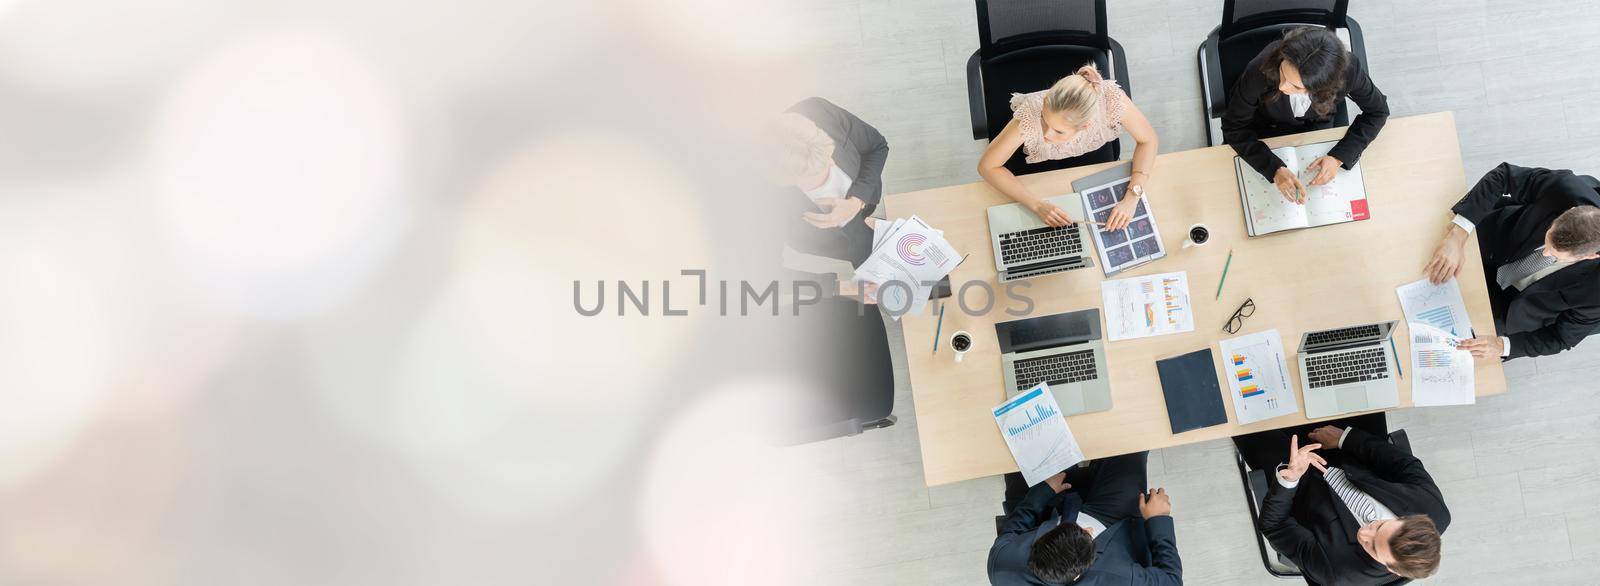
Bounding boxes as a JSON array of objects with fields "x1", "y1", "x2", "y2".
[
  {"x1": 1396, "y1": 278, "x2": 1474, "y2": 339},
  {"x1": 1099, "y1": 271, "x2": 1195, "y2": 341},
  {"x1": 853, "y1": 215, "x2": 960, "y2": 319},
  {"x1": 1218, "y1": 329, "x2": 1300, "y2": 424},
  {"x1": 993, "y1": 383, "x2": 1086, "y2": 486},
  {"x1": 1408, "y1": 321, "x2": 1476, "y2": 406}
]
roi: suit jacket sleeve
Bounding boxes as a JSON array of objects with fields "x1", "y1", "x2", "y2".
[
  {"x1": 1508, "y1": 298, "x2": 1600, "y2": 359},
  {"x1": 1325, "y1": 56, "x2": 1389, "y2": 168},
  {"x1": 1130, "y1": 515, "x2": 1183, "y2": 586},
  {"x1": 1341, "y1": 428, "x2": 1436, "y2": 487},
  {"x1": 996, "y1": 482, "x2": 1059, "y2": 538},
  {"x1": 1260, "y1": 478, "x2": 1338, "y2": 582},
  {"x1": 1221, "y1": 62, "x2": 1289, "y2": 179},
  {"x1": 1449, "y1": 163, "x2": 1584, "y2": 224}
]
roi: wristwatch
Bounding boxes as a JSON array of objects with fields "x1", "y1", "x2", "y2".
[{"x1": 1130, "y1": 184, "x2": 1145, "y2": 199}]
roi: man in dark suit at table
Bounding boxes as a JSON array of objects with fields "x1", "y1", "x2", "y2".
[
  {"x1": 987, "y1": 452, "x2": 1182, "y2": 585},
  {"x1": 1233, "y1": 414, "x2": 1447, "y2": 585},
  {"x1": 1424, "y1": 162, "x2": 1600, "y2": 359}
]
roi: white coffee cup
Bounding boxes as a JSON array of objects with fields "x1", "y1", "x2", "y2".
[
  {"x1": 951, "y1": 330, "x2": 973, "y2": 363},
  {"x1": 1182, "y1": 223, "x2": 1211, "y2": 249}
]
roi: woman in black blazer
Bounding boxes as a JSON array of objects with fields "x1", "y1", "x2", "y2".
[{"x1": 1223, "y1": 26, "x2": 1389, "y2": 203}]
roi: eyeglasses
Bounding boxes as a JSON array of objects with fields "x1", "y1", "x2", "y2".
[{"x1": 1223, "y1": 298, "x2": 1256, "y2": 334}]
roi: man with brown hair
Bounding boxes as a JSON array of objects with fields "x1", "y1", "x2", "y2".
[
  {"x1": 1424, "y1": 162, "x2": 1600, "y2": 359},
  {"x1": 1233, "y1": 414, "x2": 1447, "y2": 584}
]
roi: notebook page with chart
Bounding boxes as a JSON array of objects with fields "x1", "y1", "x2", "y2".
[
  {"x1": 1218, "y1": 329, "x2": 1299, "y2": 424},
  {"x1": 992, "y1": 383, "x2": 1086, "y2": 486},
  {"x1": 1236, "y1": 140, "x2": 1370, "y2": 236}
]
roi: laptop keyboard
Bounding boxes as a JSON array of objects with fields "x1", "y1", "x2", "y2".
[
  {"x1": 1014, "y1": 349, "x2": 1099, "y2": 392},
  {"x1": 1305, "y1": 325, "x2": 1381, "y2": 348},
  {"x1": 999, "y1": 226, "x2": 1083, "y2": 265},
  {"x1": 1306, "y1": 347, "x2": 1389, "y2": 389}
]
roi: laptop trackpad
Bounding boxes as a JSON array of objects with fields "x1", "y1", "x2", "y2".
[
  {"x1": 1056, "y1": 386, "x2": 1087, "y2": 415},
  {"x1": 1336, "y1": 387, "x2": 1368, "y2": 412}
]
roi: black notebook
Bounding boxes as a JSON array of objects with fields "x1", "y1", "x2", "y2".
[{"x1": 1155, "y1": 349, "x2": 1228, "y2": 434}]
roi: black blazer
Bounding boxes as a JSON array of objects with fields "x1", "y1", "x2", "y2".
[
  {"x1": 988, "y1": 483, "x2": 1182, "y2": 586},
  {"x1": 1451, "y1": 162, "x2": 1600, "y2": 359},
  {"x1": 1222, "y1": 39, "x2": 1390, "y2": 180},
  {"x1": 784, "y1": 97, "x2": 890, "y2": 266},
  {"x1": 1261, "y1": 428, "x2": 1450, "y2": 586}
]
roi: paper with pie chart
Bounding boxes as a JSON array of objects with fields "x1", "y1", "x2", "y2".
[
  {"x1": 853, "y1": 215, "x2": 961, "y2": 319},
  {"x1": 1218, "y1": 329, "x2": 1299, "y2": 424}
]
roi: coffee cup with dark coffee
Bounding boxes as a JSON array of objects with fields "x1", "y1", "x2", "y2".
[
  {"x1": 951, "y1": 331, "x2": 973, "y2": 363},
  {"x1": 1182, "y1": 223, "x2": 1211, "y2": 249}
]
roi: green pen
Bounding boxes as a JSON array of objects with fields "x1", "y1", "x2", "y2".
[{"x1": 1215, "y1": 249, "x2": 1234, "y2": 300}]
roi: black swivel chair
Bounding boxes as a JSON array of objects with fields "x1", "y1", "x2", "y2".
[
  {"x1": 1197, "y1": 0, "x2": 1368, "y2": 146},
  {"x1": 1234, "y1": 429, "x2": 1414, "y2": 585},
  {"x1": 965, "y1": 0, "x2": 1132, "y2": 176}
]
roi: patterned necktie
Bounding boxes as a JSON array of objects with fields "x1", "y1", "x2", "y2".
[
  {"x1": 1323, "y1": 467, "x2": 1394, "y2": 525},
  {"x1": 1495, "y1": 247, "x2": 1557, "y2": 290}
]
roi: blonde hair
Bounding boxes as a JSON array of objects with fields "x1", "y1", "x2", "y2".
[
  {"x1": 770, "y1": 113, "x2": 836, "y2": 183},
  {"x1": 1042, "y1": 64, "x2": 1104, "y2": 125}
]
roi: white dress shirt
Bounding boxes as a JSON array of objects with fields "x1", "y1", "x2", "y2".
[{"x1": 1289, "y1": 92, "x2": 1313, "y2": 118}]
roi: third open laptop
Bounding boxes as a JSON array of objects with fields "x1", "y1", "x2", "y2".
[{"x1": 1297, "y1": 321, "x2": 1401, "y2": 419}]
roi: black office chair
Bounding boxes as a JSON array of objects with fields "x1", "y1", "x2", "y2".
[
  {"x1": 772, "y1": 296, "x2": 897, "y2": 445},
  {"x1": 1197, "y1": 0, "x2": 1368, "y2": 146},
  {"x1": 1234, "y1": 428, "x2": 1413, "y2": 585},
  {"x1": 965, "y1": 0, "x2": 1132, "y2": 176}
]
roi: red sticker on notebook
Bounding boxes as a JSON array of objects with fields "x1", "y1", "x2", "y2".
[{"x1": 1350, "y1": 199, "x2": 1370, "y2": 220}]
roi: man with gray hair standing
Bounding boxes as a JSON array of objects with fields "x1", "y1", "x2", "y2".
[{"x1": 1424, "y1": 162, "x2": 1600, "y2": 359}]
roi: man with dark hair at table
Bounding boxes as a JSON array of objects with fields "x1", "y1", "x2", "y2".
[
  {"x1": 987, "y1": 452, "x2": 1181, "y2": 585},
  {"x1": 1233, "y1": 414, "x2": 1448, "y2": 584},
  {"x1": 1424, "y1": 162, "x2": 1600, "y2": 359}
]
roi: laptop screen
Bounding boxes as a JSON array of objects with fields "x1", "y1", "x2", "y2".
[{"x1": 996, "y1": 309, "x2": 1101, "y2": 354}]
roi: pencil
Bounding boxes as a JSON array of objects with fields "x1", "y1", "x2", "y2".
[
  {"x1": 1389, "y1": 337, "x2": 1403, "y2": 379},
  {"x1": 1215, "y1": 249, "x2": 1234, "y2": 300},
  {"x1": 932, "y1": 303, "x2": 945, "y2": 355}
]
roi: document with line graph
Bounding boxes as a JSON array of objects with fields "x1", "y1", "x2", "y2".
[
  {"x1": 1395, "y1": 278, "x2": 1474, "y2": 339},
  {"x1": 992, "y1": 383, "x2": 1085, "y2": 486},
  {"x1": 1098, "y1": 271, "x2": 1194, "y2": 341},
  {"x1": 1408, "y1": 321, "x2": 1475, "y2": 406}
]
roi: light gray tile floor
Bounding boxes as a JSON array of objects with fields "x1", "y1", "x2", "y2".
[{"x1": 790, "y1": 1, "x2": 1600, "y2": 583}]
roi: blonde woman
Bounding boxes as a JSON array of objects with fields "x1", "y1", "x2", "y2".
[
  {"x1": 978, "y1": 65, "x2": 1159, "y2": 231},
  {"x1": 773, "y1": 97, "x2": 889, "y2": 267}
]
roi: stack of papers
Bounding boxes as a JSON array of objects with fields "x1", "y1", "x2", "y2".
[
  {"x1": 993, "y1": 383, "x2": 1086, "y2": 486},
  {"x1": 853, "y1": 216, "x2": 961, "y2": 319}
]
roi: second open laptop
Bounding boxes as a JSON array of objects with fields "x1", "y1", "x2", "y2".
[
  {"x1": 986, "y1": 194, "x2": 1095, "y2": 283},
  {"x1": 1297, "y1": 321, "x2": 1401, "y2": 419},
  {"x1": 995, "y1": 308, "x2": 1111, "y2": 417}
]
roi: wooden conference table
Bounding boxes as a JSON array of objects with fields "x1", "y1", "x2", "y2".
[{"x1": 884, "y1": 112, "x2": 1507, "y2": 486}]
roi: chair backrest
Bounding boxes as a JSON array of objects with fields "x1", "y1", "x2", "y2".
[
  {"x1": 1220, "y1": 0, "x2": 1348, "y2": 39},
  {"x1": 975, "y1": 0, "x2": 1108, "y2": 56}
]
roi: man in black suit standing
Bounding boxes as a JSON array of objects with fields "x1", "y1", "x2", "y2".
[
  {"x1": 1425, "y1": 162, "x2": 1600, "y2": 359},
  {"x1": 1233, "y1": 414, "x2": 1446, "y2": 584},
  {"x1": 987, "y1": 452, "x2": 1182, "y2": 585}
]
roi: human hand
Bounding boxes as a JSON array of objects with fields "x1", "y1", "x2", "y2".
[
  {"x1": 1044, "y1": 471, "x2": 1072, "y2": 494},
  {"x1": 1455, "y1": 335, "x2": 1503, "y2": 358},
  {"x1": 1306, "y1": 155, "x2": 1343, "y2": 186},
  {"x1": 803, "y1": 197, "x2": 865, "y2": 229},
  {"x1": 837, "y1": 280, "x2": 879, "y2": 304},
  {"x1": 1307, "y1": 426, "x2": 1344, "y2": 450},
  {"x1": 1280, "y1": 434, "x2": 1327, "y2": 483},
  {"x1": 1273, "y1": 167, "x2": 1307, "y2": 204},
  {"x1": 1424, "y1": 226, "x2": 1469, "y2": 284},
  {"x1": 1105, "y1": 194, "x2": 1139, "y2": 231},
  {"x1": 1139, "y1": 488, "x2": 1171, "y2": 519},
  {"x1": 1030, "y1": 200, "x2": 1074, "y2": 228}
]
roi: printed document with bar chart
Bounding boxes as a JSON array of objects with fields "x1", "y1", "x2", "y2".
[
  {"x1": 1099, "y1": 271, "x2": 1195, "y2": 341},
  {"x1": 992, "y1": 383, "x2": 1085, "y2": 486},
  {"x1": 1218, "y1": 329, "x2": 1299, "y2": 424},
  {"x1": 1395, "y1": 278, "x2": 1474, "y2": 339}
]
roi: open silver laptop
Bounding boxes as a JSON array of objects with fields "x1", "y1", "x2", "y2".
[
  {"x1": 986, "y1": 194, "x2": 1094, "y2": 282},
  {"x1": 995, "y1": 308, "x2": 1111, "y2": 416},
  {"x1": 1298, "y1": 321, "x2": 1401, "y2": 419}
]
